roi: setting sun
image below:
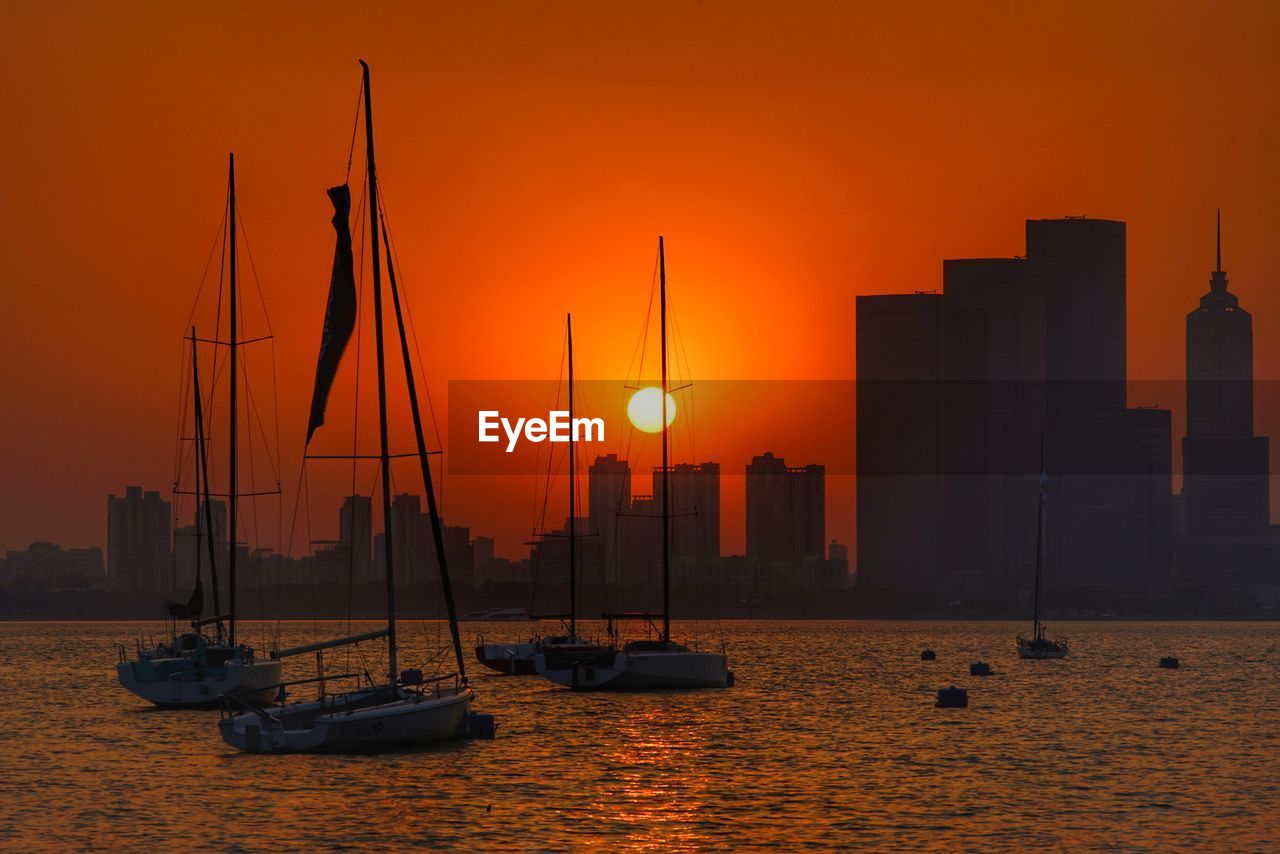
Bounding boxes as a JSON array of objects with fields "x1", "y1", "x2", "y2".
[{"x1": 627, "y1": 386, "x2": 677, "y2": 434}]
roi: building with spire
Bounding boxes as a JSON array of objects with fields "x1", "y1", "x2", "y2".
[{"x1": 1180, "y1": 213, "x2": 1271, "y2": 581}]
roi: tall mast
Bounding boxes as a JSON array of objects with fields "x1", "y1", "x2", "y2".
[
  {"x1": 1033, "y1": 437, "x2": 1045, "y2": 639},
  {"x1": 567, "y1": 313, "x2": 577, "y2": 638},
  {"x1": 227, "y1": 153, "x2": 238, "y2": 647},
  {"x1": 659, "y1": 236, "x2": 670, "y2": 644},
  {"x1": 192, "y1": 328, "x2": 223, "y2": 638},
  {"x1": 380, "y1": 212, "x2": 467, "y2": 683},
  {"x1": 360, "y1": 60, "x2": 398, "y2": 683}
]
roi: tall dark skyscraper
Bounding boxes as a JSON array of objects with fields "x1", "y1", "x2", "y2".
[
  {"x1": 654, "y1": 462, "x2": 721, "y2": 571},
  {"x1": 339, "y1": 494, "x2": 373, "y2": 584},
  {"x1": 107, "y1": 486, "x2": 171, "y2": 593},
  {"x1": 589, "y1": 454, "x2": 631, "y2": 584},
  {"x1": 1025, "y1": 217, "x2": 1172, "y2": 588},
  {"x1": 855, "y1": 294, "x2": 943, "y2": 593},
  {"x1": 1182, "y1": 215, "x2": 1270, "y2": 541},
  {"x1": 941, "y1": 258, "x2": 1046, "y2": 594},
  {"x1": 1027, "y1": 217, "x2": 1127, "y2": 423},
  {"x1": 745, "y1": 452, "x2": 824, "y2": 563},
  {"x1": 390, "y1": 493, "x2": 430, "y2": 584}
]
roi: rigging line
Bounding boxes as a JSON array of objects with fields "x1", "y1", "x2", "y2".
[
  {"x1": 181, "y1": 202, "x2": 231, "y2": 338},
  {"x1": 233, "y1": 207, "x2": 275, "y2": 338},
  {"x1": 301, "y1": 463, "x2": 321, "y2": 652},
  {"x1": 171, "y1": 348, "x2": 194, "y2": 505},
  {"x1": 201, "y1": 188, "x2": 230, "y2": 496},
  {"x1": 529, "y1": 335, "x2": 569, "y2": 538},
  {"x1": 528, "y1": 356, "x2": 568, "y2": 613},
  {"x1": 238, "y1": 349, "x2": 283, "y2": 485},
  {"x1": 667, "y1": 297, "x2": 698, "y2": 466},
  {"x1": 376, "y1": 190, "x2": 446, "y2": 508},
  {"x1": 345, "y1": 78, "x2": 364, "y2": 183},
  {"x1": 345, "y1": 168, "x2": 370, "y2": 646}
]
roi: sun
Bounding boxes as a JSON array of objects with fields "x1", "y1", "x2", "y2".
[{"x1": 627, "y1": 386, "x2": 677, "y2": 433}]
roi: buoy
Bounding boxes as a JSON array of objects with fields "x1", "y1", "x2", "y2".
[
  {"x1": 921, "y1": 649, "x2": 936, "y2": 661},
  {"x1": 936, "y1": 686, "x2": 968, "y2": 708},
  {"x1": 1159, "y1": 656, "x2": 1180, "y2": 669},
  {"x1": 969, "y1": 661, "x2": 993, "y2": 676},
  {"x1": 466, "y1": 713, "x2": 497, "y2": 739}
]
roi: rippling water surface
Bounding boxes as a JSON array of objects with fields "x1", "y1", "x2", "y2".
[{"x1": 2, "y1": 620, "x2": 1278, "y2": 850}]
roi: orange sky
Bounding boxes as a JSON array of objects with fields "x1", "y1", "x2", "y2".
[{"x1": 2, "y1": 1, "x2": 1279, "y2": 560}]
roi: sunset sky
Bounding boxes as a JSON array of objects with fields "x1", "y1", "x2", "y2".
[{"x1": 2, "y1": 2, "x2": 1279, "y2": 560}]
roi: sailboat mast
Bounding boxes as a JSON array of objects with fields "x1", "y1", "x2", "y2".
[
  {"x1": 192, "y1": 328, "x2": 223, "y2": 637},
  {"x1": 227, "y1": 153, "x2": 238, "y2": 647},
  {"x1": 1033, "y1": 437, "x2": 1045, "y2": 639},
  {"x1": 360, "y1": 60, "x2": 398, "y2": 683},
  {"x1": 379, "y1": 211, "x2": 467, "y2": 683},
  {"x1": 567, "y1": 313, "x2": 577, "y2": 639},
  {"x1": 659, "y1": 236, "x2": 670, "y2": 644}
]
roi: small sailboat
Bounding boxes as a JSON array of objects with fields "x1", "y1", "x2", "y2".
[
  {"x1": 117, "y1": 156, "x2": 281, "y2": 708},
  {"x1": 534, "y1": 238, "x2": 730, "y2": 690},
  {"x1": 1017, "y1": 441, "x2": 1068, "y2": 660},
  {"x1": 476, "y1": 314, "x2": 609, "y2": 675},
  {"x1": 219, "y1": 61, "x2": 486, "y2": 752}
]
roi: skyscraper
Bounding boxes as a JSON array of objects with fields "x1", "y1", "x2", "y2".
[
  {"x1": 855, "y1": 294, "x2": 943, "y2": 593},
  {"x1": 653, "y1": 461, "x2": 721, "y2": 573},
  {"x1": 1026, "y1": 217, "x2": 1171, "y2": 587},
  {"x1": 941, "y1": 258, "x2": 1046, "y2": 595},
  {"x1": 746, "y1": 452, "x2": 824, "y2": 563},
  {"x1": 107, "y1": 486, "x2": 171, "y2": 593},
  {"x1": 338, "y1": 494, "x2": 373, "y2": 584},
  {"x1": 390, "y1": 493, "x2": 430, "y2": 584},
  {"x1": 589, "y1": 454, "x2": 631, "y2": 584},
  {"x1": 1182, "y1": 215, "x2": 1270, "y2": 541}
]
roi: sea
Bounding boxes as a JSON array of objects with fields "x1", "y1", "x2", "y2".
[{"x1": 1, "y1": 620, "x2": 1277, "y2": 850}]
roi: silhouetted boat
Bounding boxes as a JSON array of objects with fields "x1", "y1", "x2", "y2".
[
  {"x1": 1017, "y1": 441, "x2": 1068, "y2": 660},
  {"x1": 116, "y1": 156, "x2": 281, "y2": 708},
  {"x1": 219, "y1": 61, "x2": 487, "y2": 751},
  {"x1": 535, "y1": 238, "x2": 729, "y2": 690},
  {"x1": 476, "y1": 315, "x2": 609, "y2": 675}
]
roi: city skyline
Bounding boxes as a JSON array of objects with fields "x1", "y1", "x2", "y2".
[
  {"x1": 5, "y1": 214, "x2": 1280, "y2": 578},
  {"x1": 3, "y1": 2, "x2": 1280, "y2": 561}
]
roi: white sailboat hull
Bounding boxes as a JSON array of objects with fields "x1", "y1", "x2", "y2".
[
  {"x1": 117, "y1": 657, "x2": 282, "y2": 708},
  {"x1": 219, "y1": 685, "x2": 473, "y2": 753},
  {"x1": 535, "y1": 648, "x2": 728, "y2": 691}
]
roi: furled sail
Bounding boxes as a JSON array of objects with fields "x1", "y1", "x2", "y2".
[
  {"x1": 305, "y1": 183, "x2": 358, "y2": 444},
  {"x1": 167, "y1": 579, "x2": 204, "y2": 620}
]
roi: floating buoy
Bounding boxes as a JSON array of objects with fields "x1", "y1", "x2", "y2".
[
  {"x1": 466, "y1": 713, "x2": 497, "y2": 739},
  {"x1": 936, "y1": 686, "x2": 968, "y2": 708},
  {"x1": 921, "y1": 649, "x2": 936, "y2": 661},
  {"x1": 969, "y1": 661, "x2": 993, "y2": 676},
  {"x1": 1159, "y1": 656, "x2": 1180, "y2": 669}
]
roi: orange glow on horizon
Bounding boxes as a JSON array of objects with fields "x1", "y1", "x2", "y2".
[{"x1": 3, "y1": 2, "x2": 1280, "y2": 559}]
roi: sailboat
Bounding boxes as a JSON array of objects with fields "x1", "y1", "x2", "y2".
[
  {"x1": 1016, "y1": 440, "x2": 1068, "y2": 659},
  {"x1": 475, "y1": 314, "x2": 609, "y2": 675},
  {"x1": 219, "y1": 60, "x2": 487, "y2": 752},
  {"x1": 116, "y1": 156, "x2": 282, "y2": 708},
  {"x1": 534, "y1": 237, "x2": 730, "y2": 690}
]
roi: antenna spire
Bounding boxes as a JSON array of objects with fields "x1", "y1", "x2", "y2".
[{"x1": 1216, "y1": 208, "x2": 1222, "y2": 273}]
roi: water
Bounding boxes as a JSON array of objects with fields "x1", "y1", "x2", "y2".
[{"x1": 2, "y1": 620, "x2": 1278, "y2": 850}]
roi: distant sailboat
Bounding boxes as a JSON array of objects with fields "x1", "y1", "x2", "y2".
[
  {"x1": 476, "y1": 314, "x2": 609, "y2": 675},
  {"x1": 534, "y1": 237, "x2": 730, "y2": 690},
  {"x1": 116, "y1": 156, "x2": 282, "y2": 708},
  {"x1": 1017, "y1": 440, "x2": 1068, "y2": 660},
  {"x1": 219, "y1": 60, "x2": 487, "y2": 752}
]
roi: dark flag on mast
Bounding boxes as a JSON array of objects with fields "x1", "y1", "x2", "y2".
[{"x1": 306, "y1": 184, "x2": 358, "y2": 444}]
